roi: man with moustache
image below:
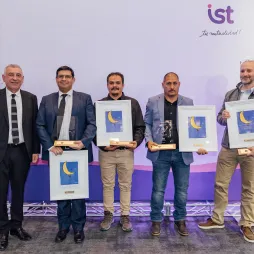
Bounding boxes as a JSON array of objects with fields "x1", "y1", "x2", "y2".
[
  {"x1": 36, "y1": 66, "x2": 96, "y2": 243},
  {"x1": 97, "y1": 72, "x2": 145, "y2": 232},
  {"x1": 0, "y1": 64, "x2": 40, "y2": 251},
  {"x1": 144, "y1": 72, "x2": 207, "y2": 237},
  {"x1": 198, "y1": 60, "x2": 254, "y2": 243}
]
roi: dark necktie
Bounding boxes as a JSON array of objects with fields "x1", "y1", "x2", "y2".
[
  {"x1": 57, "y1": 94, "x2": 68, "y2": 138},
  {"x1": 11, "y1": 94, "x2": 19, "y2": 144}
]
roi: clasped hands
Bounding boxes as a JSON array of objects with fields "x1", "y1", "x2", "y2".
[{"x1": 50, "y1": 141, "x2": 85, "y2": 156}]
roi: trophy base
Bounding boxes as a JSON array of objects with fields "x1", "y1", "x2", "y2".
[
  {"x1": 54, "y1": 140, "x2": 76, "y2": 147},
  {"x1": 110, "y1": 140, "x2": 134, "y2": 147},
  {"x1": 151, "y1": 144, "x2": 176, "y2": 152},
  {"x1": 238, "y1": 148, "x2": 249, "y2": 155}
]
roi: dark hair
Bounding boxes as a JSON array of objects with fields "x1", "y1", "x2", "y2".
[
  {"x1": 107, "y1": 72, "x2": 124, "y2": 84},
  {"x1": 56, "y1": 66, "x2": 75, "y2": 78},
  {"x1": 163, "y1": 72, "x2": 179, "y2": 81}
]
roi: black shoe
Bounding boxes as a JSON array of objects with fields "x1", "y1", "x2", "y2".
[
  {"x1": 74, "y1": 231, "x2": 84, "y2": 244},
  {"x1": 174, "y1": 220, "x2": 189, "y2": 236},
  {"x1": 55, "y1": 229, "x2": 69, "y2": 243},
  {"x1": 10, "y1": 227, "x2": 32, "y2": 241},
  {"x1": 0, "y1": 234, "x2": 8, "y2": 251}
]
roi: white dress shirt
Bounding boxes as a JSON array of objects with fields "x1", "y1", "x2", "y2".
[
  {"x1": 58, "y1": 89, "x2": 73, "y2": 140},
  {"x1": 6, "y1": 88, "x2": 24, "y2": 144}
]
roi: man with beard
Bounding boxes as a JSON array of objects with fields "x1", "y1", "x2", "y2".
[
  {"x1": 96, "y1": 72, "x2": 145, "y2": 232},
  {"x1": 198, "y1": 60, "x2": 254, "y2": 243},
  {"x1": 144, "y1": 72, "x2": 207, "y2": 237}
]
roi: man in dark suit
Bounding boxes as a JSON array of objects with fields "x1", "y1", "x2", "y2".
[
  {"x1": 36, "y1": 66, "x2": 96, "y2": 244},
  {"x1": 0, "y1": 64, "x2": 40, "y2": 251}
]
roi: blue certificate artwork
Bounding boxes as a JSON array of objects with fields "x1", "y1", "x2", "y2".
[
  {"x1": 188, "y1": 116, "x2": 207, "y2": 139},
  {"x1": 105, "y1": 111, "x2": 123, "y2": 132},
  {"x1": 237, "y1": 110, "x2": 254, "y2": 134},
  {"x1": 60, "y1": 161, "x2": 79, "y2": 185}
]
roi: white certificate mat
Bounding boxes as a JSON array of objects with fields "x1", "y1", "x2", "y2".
[
  {"x1": 49, "y1": 150, "x2": 89, "y2": 201},
  {"x1": 178, "y1": 106, "x2": 218, "y2": 152},
  {"x1": 226, "y1": 100, "x2": 254, "y2": 148},
  {"x1": 95, "y1": 100, "x2": 133, "y2": 146}
]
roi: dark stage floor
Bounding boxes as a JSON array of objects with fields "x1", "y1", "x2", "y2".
[{"x1": 2, "y1": 216, "x2": 253, "y2": 254}]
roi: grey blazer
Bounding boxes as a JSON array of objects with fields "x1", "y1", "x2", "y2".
[{"x1": 144, "y1": 93, "x2": 194, "y2": 165}]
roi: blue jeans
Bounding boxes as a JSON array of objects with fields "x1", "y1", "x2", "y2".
[
  {"x1": 150, "y1": 150, "x2": 190, "y2": 222},
  {"x1": 57, "y1": 199, "x2": 86, "y2": 232}
]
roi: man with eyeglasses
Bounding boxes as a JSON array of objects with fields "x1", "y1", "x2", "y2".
[
  {"x1": 96, "y1": 72, "x2": 145, "y2": 232},
  {"x1": 198, "y1": 60, "x2": 254, "y2": 243},
  {"x1": 0, "y1": 64, "x2": 40, "y2": 251},
  {"x1": 36, "y1": 66, "x2": 96, "y2": 244}
]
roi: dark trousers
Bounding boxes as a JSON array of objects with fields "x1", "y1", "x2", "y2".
[
  {"x1": 0, "y1": 144, "x2": 30, "y2": 233},
  {"x1": 57, "y1": 199, "x2": 86, "y2": 232}
]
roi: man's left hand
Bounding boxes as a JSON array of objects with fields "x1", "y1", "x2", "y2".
[
  {"x1": 128, "y1": 141, "x2": 137, "y2": 151},
  {"x1": 32, "y1": 154, "x2": 39, "y2": 163},
  {"x1": 197, "y1": 148, "x2": 208, "y2": 155},
  {"x1": 69, "y1": 141, "x2": 85, "y2": 150}
]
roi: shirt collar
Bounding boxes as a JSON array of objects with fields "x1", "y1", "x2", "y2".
[
  {"x1": 6, "y1": 88, "x2": 21, "y2": 97},
  {"x1": 59, "y1": 89, "x2": 73, "y2": 97},
  {"x1": 240, "y1": 85, "x2": 254, "y2": 94}
]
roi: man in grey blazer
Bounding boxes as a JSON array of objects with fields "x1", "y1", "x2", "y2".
[
  {"x1": 144, "y1": 72, "x2": 206, "y2": 237},
  {"x1": 36, "y1": 66, "x2": 96, "y2": 244}
]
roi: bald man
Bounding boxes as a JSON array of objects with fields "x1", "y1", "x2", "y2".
[
  {"x1": 144, "y1": 72, "x2": 207, "y2": 237},
  {"x1": 198, "y1": 60, "x2": 254, "y2": 243}
]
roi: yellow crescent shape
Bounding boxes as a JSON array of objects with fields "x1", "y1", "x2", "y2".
[
  {"x1": 190, "y1": 116, "x2": 201, "y2": 130},
  {"x1": 63, "y1": 162, "x2": 74, "y2": 176},
  {"x1": 240, "y1": 111, "x2": 252, "y2": 124},
  {"x1": 108, "y1": 111, "x2": 118, "y2": 124}
]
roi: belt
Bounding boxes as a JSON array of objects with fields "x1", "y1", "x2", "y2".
[{"x1": 7, "y1": 143, "x2": 25, "y2": 148}]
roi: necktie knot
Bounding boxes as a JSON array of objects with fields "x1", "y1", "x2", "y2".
[
  {"x1": 11, "y1": 94, "x2": 16, "y2": 98},
  {"x1": 62, "y1": 94, "x2": 68, "y2": 99}
]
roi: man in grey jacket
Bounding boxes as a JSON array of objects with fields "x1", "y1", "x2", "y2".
[
  {"x1": 145, "y1": 72, "x2": 207, "y2": 237},
  {"x1": 198, "y1": 60, "x2": 254, "y2": 243}
]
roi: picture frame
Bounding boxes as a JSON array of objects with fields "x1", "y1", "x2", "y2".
[
  {"x1": 226, "y1": 100, "x2": 254, "y2": 148},
  {"x1": 178, "y1": 106, "x2": 218, "y2": 152},
  {"x1": 49, "y1": 150, "x2": 89, "y2": 201},
  {"x1": 95, "y1": 100, "x2": 133, "y2": 146}
]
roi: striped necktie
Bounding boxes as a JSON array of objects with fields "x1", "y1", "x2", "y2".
[{"x1": 11, "y1": 94, "x2": 19, "y2": 144}]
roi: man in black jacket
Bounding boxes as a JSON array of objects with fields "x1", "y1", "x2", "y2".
[
  {"x1": 97, "y1": 72, "x2": 145, "y2": 232},
  {"x1": 0, "y1": 64, "x2": 40, "y2": 251}
]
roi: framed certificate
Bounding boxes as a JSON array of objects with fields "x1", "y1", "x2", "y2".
[
  {"x1": 178, "y1": 106, "x2": 218, "y2": 152},
  {"x1": 49, "y1": 150, "x2": 89, "y2": 201},
  {"x1": 226, "y1": 100, "x2": 254, "y2": 148},
  {"x1": 95, "y1": 100, "x2": 133, "y2": 146}
]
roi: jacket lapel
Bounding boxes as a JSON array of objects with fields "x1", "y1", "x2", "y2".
[
  {"x1": 53, "y1": 92, "x2": 59, "y2": 116},
  {"x1": 157, "y1": 93, "x2": 164, "y2": 123},
  {"x1": 71, "y1": 91, "x2": 78, "y2": 116},
  {"x1": 176, "y1": 95, "x2": 183, "y2": 130},
  {"x1": 0, "y1": 88, "x2": 9, "y2": 126}
]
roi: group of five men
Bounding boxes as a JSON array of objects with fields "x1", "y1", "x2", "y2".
[{"x1": 0, "y1": 61, "x2": 253, "y2": 251}]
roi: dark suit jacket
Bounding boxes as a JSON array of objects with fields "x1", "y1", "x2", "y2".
[
  {"x1": 0, "y1": 88, "x2": 40, "y2": 163},
  {"x1": 36, "y1": 91, "x2": 96, "y2": 162}
]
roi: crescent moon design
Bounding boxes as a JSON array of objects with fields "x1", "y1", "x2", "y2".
[
  {"x1": 63, "y1": 162, "x2": 74, "y2": 176},
  {"x1": 190, "y1": 116, "x2": 201, "y2": 130},
  {"x1": 108, "y1": 111, "x2": 118, "y2": 124},
  {"x1": 240, "y1": 111, "x2": 252, "y2": 124}
]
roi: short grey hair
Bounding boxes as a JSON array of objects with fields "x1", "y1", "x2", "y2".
[
  {"x1": 240, "y1": 58, "x2": 254, "y2": 65},
  {"x1": 4, "y1": 64, "x2": 23, "y2": 75}
]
